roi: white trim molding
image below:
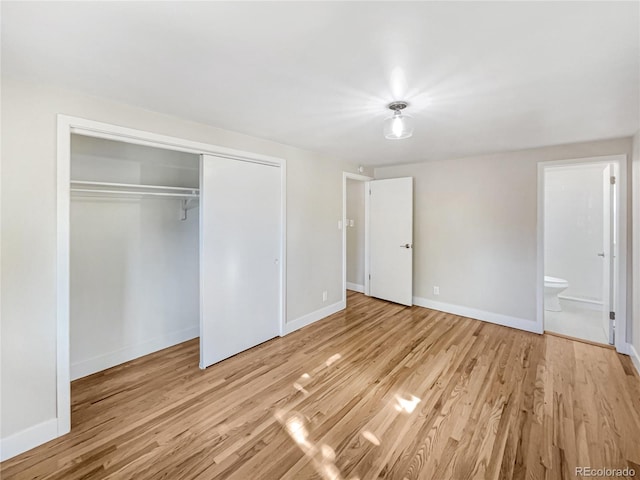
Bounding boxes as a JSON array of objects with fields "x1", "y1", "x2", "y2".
[
  {"x1": 413, "y1": 297, "x2": 542, "y2": 334},
  {"x1": 632, "y1": 132, "x2": 640, "y2": 376},
  {"x1": 284, "y1": 300, "x2": 346, "y2": 335},
  {"x1": 52, "y1": 114, "x2": 288, "y2": 463},
  {"x1": 62, "y1": 115, "x2": 285, "y2": 167},
  {"x1": 346, "y1": 282, "x2": 364, "y2": 293},
  {"x1": 0, "y1": 419, "x2": 59, "y2": 462},
  {"x1": 629, "y1": 344, "x2": 640, "y2": 376},
  {"x1": 71, "y1": 326, "x2": 199, "y2": 381}
]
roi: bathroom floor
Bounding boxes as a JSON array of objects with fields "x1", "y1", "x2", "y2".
[{"x1": 545, "y1": 300, "x2": 609, "y2": 345}]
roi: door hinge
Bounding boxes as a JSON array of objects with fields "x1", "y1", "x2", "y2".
[
  {"x1": 610, "y1": 176, "x2": 616, "y2": 185},
  {"x1": 369, "y1": 188, "x2": 372, "y2": 195},
  {"x1": 609, "y1": 311, "x2": 615, "y2": 320},
  {"x1": 369, "y1": 274, "x2": 371, "y2": 280}
]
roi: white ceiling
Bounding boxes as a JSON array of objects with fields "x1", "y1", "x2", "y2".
[{"x1": 2, "y1": 1, "x2": 639, "y2": 166}]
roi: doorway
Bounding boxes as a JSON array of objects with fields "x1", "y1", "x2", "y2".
[
  {"x1": 342, "y1": 173, "x2": 372, "y2": 304},
  {"x1": 539, "y1": 155, "x2": 627, "y2": 350},
  {"x1": 342, "y1": 173, "x2": 415, "y2": 307}
]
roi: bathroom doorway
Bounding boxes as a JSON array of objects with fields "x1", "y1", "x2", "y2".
[{"x1": 539, "y1": 156, "x2": 627, "y2": 349}]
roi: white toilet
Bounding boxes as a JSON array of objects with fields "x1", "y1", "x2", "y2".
[{"x1": 544, "y1": 276, "x2": 569, "y2": 312}]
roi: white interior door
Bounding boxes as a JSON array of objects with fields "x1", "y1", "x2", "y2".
[
  {"x1": 601, "y1": 164, "x2": 615, "y2": 344},
  {"x1": 369, "y1": 177, "x2": 413, "y2": 306},
  {"x1": 200, "y1": 155, "x2": 281, "y2": 368}
]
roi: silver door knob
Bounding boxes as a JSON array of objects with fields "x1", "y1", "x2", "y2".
[
  {"x1": 400, "y1": 244, "x2": 412, "y2": 249},
  {"x1": 597, "y1": 252, "x2": 605, "y2": 257}
]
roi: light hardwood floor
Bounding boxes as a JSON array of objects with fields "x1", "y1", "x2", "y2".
[{"x1": 2, "y1": 292, "x2": 639, "y2": 479}]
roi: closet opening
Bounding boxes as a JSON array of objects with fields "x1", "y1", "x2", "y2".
[
  {"x1": 57, "y1": 115, "x2": 287, "y2": 440},
  {"x1": 70, "y1": 135, "x2": 200, "y2": 381}
]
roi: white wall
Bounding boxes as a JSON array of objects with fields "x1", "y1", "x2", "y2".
[
  {"x1": 346, "y1": 179, "x2": 365, "y2": 289},
  {"x1": 544, "y1": 165, "x2": 605, "y2": 303},
  {"x1": 0, "y1": 77, "x2": 361, "y2": 448},
  {"x1": 70, "y1": 136, "x2": 200, "y2": 380},
  {"x1": 375, "y1": 137, "x2": 633, "y2": 327}
]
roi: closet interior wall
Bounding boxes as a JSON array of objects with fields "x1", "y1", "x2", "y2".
[{"x1": 70, "y1": 135, "x2": 200, "y2": 380}]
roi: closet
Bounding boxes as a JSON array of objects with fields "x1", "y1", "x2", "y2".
[{"x1": 69, "y1": 134, "x2": 282, "y2": 379}]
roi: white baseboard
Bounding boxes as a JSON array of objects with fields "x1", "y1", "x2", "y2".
[
  {"x1": 412, "y1": 297, "x2": 542, "y2": 334},
  {"x1": 629, "y1": 344, "x2": 640, "y2": 376},
  {"x1": 558, "y1": 295, "x2": 603, "y2": 311},
  {"x1": 346, "y1": 282, "x2": 364, "y2": 293},
  {"x1": 71, "y1": 325, "x2": 199, "y2": 380},
  {"x1": 616, "y1": 341, "x2": 630, "y2": 355},
  {"x1": 284, "y1": 300, "x2": 346, "y2": 335},
  {"x1": 0, "y1": 418, "x2": 59, "y2": 462}
]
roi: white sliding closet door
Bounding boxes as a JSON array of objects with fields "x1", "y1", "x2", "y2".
[{"x1": 200, "y1": 154, "x2": 281, "y2": 368}]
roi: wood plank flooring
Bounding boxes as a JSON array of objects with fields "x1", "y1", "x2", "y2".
[{"x1": 2, "y1": 291, "x2": 639, "y2": 479}]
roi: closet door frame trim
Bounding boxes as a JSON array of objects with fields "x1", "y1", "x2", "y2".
[{"x1": 56, "y1": 114, "x2": 287, "y2": 437}]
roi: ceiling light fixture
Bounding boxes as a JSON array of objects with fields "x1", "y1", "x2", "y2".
[{"x1": 383, "y1": 101, "x2": 414, "y2": 140}]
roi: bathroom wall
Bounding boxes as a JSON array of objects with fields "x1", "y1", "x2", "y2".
[
  {"x1": 545, "y1": 164, "x2": 606, "y2": 303},
  {"x1": 346, "y1": 179, "x2": 366, "y2": 290}
]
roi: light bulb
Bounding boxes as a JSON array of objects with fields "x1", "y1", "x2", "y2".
[
  {"x1": 383, "y1": 107, "x2": 414, "y2": 140},
  {"x1": 392, "y1": 114, "x2": 404, "y2": 138}
]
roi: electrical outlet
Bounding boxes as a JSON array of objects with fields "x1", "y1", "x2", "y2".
[
  {"x1": 322, "y1": 291, "x2": 328, "y2": 302},
  {"x1": 433, "y1": 286, "x2": 440, "y2": 295}
]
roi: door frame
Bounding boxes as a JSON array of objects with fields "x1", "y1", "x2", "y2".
[
  {"x1": 342, "y1": 172, "x2": 373, "y2": 303},
  {"x1": 56, "y1": 115, "x2": 287, "y2": 438},
  {"x1": 537, "y1": 154, "x2": 627, "y2": 353}
]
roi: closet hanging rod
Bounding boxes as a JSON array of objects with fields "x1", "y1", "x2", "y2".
[
  {"x1": 70, "y1": 188, "x2": 199, "y2": 198},
  {"x1": 70, "y1": 181, "x2": 199, "y2": 193}
]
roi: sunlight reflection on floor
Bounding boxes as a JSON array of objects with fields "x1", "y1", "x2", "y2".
[
  {"x1": 394, "y1": 394, "x2": 421, "y2": 414},
  {"x1": 325, "y1": 353, "x2": 342, "y2": 367},
  {"x1": 361, "y1": 430, "x2": 381, "y2": 446},
  {"x1": 275, "y1": 352, "x2": 422, "y2": 479}
]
